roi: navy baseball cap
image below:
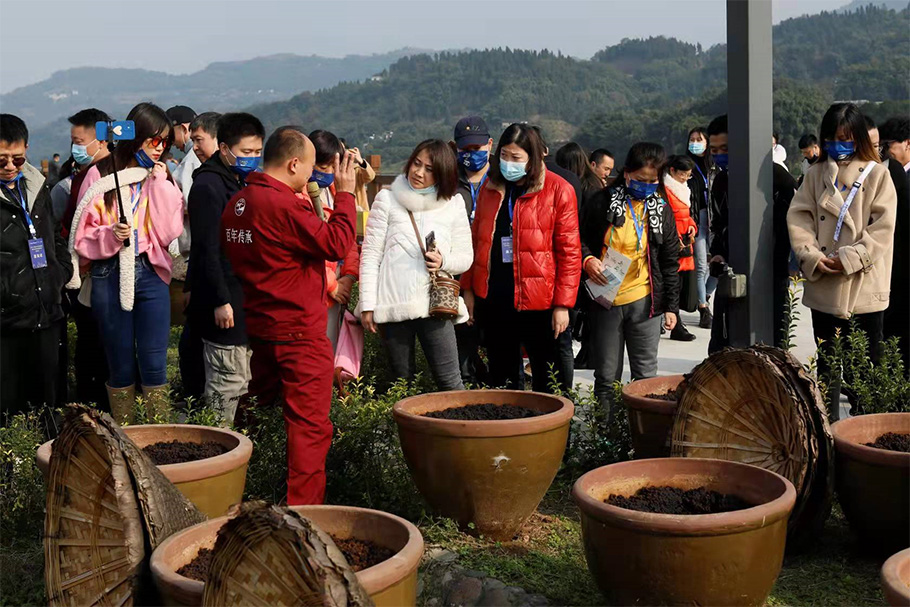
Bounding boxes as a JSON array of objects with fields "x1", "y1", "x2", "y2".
[
  {"x1": 454, "y1": 116, "x2": 491, "y2": 148},
  {"x1": 166, "y1": 105, "x2": 196, "y2": 125}
]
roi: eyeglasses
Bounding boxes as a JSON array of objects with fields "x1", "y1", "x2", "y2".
[
  {"x1": 0, "y1": 156, "x2": 26, "y2": 168},
  {"x1": 146, "y1": 136, "x2": 171, "y2": 149}
]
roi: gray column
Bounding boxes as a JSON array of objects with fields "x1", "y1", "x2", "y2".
[{"x1": 726, "y1": 0, "x2": 774, "y2": 347}]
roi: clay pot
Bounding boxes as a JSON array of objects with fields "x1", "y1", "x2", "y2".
[
  {"x1": 150, "y1": 505, "x2": 424, "y2": 607},
  {"x1": 831, "y1": 413, "x2": 910, "y2": 553},
  {"x1": 573, "y1": 457, "x2": 796, "y2": 606},
  {"x1": 621, "y1": 374, "x2": 684, "y2": 459},
  {"x1": 37, "y1": 424, "x2": 252, "y2": 518},
  {"x1": 393, "y1": 390, "x2": 573, "y2": 541},
  {"x1": 882, "y1": 548, "x2": 910, "y2": 607}
]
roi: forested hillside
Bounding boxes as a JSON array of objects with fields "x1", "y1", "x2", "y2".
[{"x1": 251, "y1": 4, "x2": 909, "y2": 171}]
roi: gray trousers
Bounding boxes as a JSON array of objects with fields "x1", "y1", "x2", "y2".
[
  {"x1": 589, "y1": 295, "x2": 662, "y2": 412},
  {"x1": 382, "y1": 317, "x2": 465, "y2": 391},
  {"x1": 202, "y1": 339, "x2": 252, "y2": 426}
]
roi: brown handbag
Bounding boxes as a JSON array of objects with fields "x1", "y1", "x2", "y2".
[{"x1": 407, "y1": 210, "x2": 461, "y2": 320}]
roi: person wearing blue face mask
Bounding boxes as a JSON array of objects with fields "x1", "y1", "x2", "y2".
[
  {"x1": 788, "y1": 102, "x2": 897, "y2": 419},
  {"x1": 184, "y1": 112, "x2": 265, "y2": 424},
  {"x1": 685, "y1": 126, "x2": 717, "y2": 329},
  {"x1": 579, "y1": 142, "x2": 681, "y2": 418},
  {"x1": 359, "y1": 139, "x2": 473, "y2": 390},
  {"x1": 452, "y1": 116, "x2": 494, "y2": 385},
  {"x1": 705, "y1": 114, "x2": 733, "y2": 354}
]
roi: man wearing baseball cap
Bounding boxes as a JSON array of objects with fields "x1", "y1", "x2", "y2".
[
  {"x1": 167, "y1": 105, "x2": 200, "y2": 205},
  {"x1": 452, "y1": 116, "x2": 493, "y2": 385}
]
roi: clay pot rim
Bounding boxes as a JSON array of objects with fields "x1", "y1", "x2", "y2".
[
  {"x1": 149, "y1": 504, "x2": 424, "y2": 598},
  {"x1": 572, "y1": 457, "x2": 797, "y2": 536},
  {"x1": 621, "y1": 375, "x2": 685, "y2": 413},
  {"x1": 37, "y1": 423, "x2": 253, "y2": 484},
  {"x1": 881, "y1": 548, "x2": 910, "y2": 607},
  {"x1": 831, "y1": 413, "x2": 910, "y2": 468},
  {"x1": 392, "y1": 390, "x2": 574, "y2": 437}
]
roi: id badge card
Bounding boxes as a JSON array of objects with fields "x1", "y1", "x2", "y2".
[
  {"x1": 501, "y1": 236, "x2": 514, "y2": 263},
  {"x1": 28, "y1": 238, "x2": 48, "y2": 269}
]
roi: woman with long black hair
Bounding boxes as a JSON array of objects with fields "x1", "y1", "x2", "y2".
[
  {"x1": 581, "y1": 142, "x2": 680, "y2": 416},
  {"x1": 462, "y1": 124, "x2": 581, "y2": 393},
  {"x1": 556, "y1": 141, "x2": 604, "y2": 199},
  {"x1": 70, "y1": 102, "x2": 184, "y2": 421},
  {"x1": 686, "y1": 126, "x2": 716, "y2": 329}
]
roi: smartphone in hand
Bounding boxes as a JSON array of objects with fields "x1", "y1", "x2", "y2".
[{"x1": 425, "y1": 231, "x2": 436, "y2": 252}]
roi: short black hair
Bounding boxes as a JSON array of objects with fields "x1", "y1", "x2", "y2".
[
  {"x1": 68, "y1": 108, "x2": 112, "y2": 129},
  {"x1": 707, "y1": 115, "x2": 728, "y2": 137},
  {"x1": 590, "y1": 148, "x2": 614, "y2": 164},
  {"x1": 53, "y1": 153, "x2": 60, "y2": 159},
  {"x1": 263, "y1": 126, "x2": 309, "y2": 167},
  {"x1": 798, "y1": 134, "x2": 818, "y2": 149},
  {"x1": 190, "y1": 112, "x2": 221, "y2": 136},
  {"x1": 773, "y1": 131, "x2": 780, "y2": 142},
  {"x1": 880, "y1": 116, "x2": 910, "y2": 143},
  {"x1": 308, "y1": 129, "x2": 344, "y2": 165},
  {"x1": 863, "y1": 114, "x2": 877, "y2": 131},
  {"x1": 0, "y1": 114, "x2": 28, "y2": 145},
  {"x1": 217, "y1": 113, "x2": 265, "y2": 149}
]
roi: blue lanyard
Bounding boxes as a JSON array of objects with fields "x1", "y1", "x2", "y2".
[
  {"x1": 2, "y1": 179, "x2": 37, "y2": 238},
  {"x1": 626, "y1": 197, "x2": 645, "y2": 251},
  {"x1": 469, "y1": 174, "x2": 487, "y2": 219},
  {"x1": 507, "y1": 188, "x2": 519, "y2": 235},
  {"x1": 693, "y1": 162, "x2": 709, "y2": 204}
]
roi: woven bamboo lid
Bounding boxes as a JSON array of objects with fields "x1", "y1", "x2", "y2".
[
  {"x1": 202, "y1": 503, "x2": 373, "y2": 607},
  {"x1": 45, "y1": 410, "x2": 146, "y2": 607}
]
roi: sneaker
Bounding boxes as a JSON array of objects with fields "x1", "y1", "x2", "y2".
[
  {"x1": 671, "y1": 323, "x2": 697, "y2": 342},
  {"x1": 699, "y1": 306, "x2": 713, "y2": 329}
]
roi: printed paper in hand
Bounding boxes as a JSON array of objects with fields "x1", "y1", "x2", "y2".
[{"x1": 585, "y1": 247, "x2": 632, "y2": 310}]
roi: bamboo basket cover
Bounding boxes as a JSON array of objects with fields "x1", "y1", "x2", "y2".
[
  {"x1": 202, "y1": 503, "x2": 373, "y2": 607},
  {"x1": 45, "y1": 410, "x2": 145, "y2": 607}
]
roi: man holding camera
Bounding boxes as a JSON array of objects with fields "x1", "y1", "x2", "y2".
[{"x1": 222, "y1": 127, "x2": 356, "y2": 505}]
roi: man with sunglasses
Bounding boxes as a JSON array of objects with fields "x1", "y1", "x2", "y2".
[{"x1": 0, "y1": 114, "x2": 73, "y2": 426}]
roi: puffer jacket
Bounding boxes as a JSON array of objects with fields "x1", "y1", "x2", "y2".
[
  {"x1": 1, "y1": 162, "x2": 73, "y2": 331},
  {"x1": 662, "y1": 174, "x2": 697, "y2": 272},
  {"x1": 359, "y1": 175, "x2": 473, "y2": 324},
  {"x1": 462, "y1": 165, "x2": 581, "y2": 311},
  {"x1": 580, "y1": 183, "x2": 681, "y2": 316},
  {"x1": 788, "y1": 157, "x2": 897, "y2": 318}
]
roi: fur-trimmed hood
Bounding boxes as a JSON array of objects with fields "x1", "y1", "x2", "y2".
[
  {"x1": 390, "y1": 174, "x2": 451, "y2": 212},
  {"x1": 662, "y1": 174, "x2": 691, "y2": 208}
]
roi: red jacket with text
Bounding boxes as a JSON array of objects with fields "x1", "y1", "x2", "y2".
[
  {"x1": 221, "y1": 172, "x2": 356, "y2": 341},
  {"x1": 461, "y1": 166, "x2": 581, "y2": 310}
]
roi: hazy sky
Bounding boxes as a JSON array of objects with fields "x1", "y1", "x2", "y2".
[{"x1": 0, "y1": 0, "x2": 851, "y2": 94}]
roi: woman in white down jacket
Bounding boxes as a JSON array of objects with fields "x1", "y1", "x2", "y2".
[{"x1": 359, "y1": 139, "x2": 473, "y2": 390}]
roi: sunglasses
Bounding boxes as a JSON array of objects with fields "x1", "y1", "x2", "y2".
[
  {"x1": 146, "y1": 136, "x2": 171, "y2": 149},
  {"x1": 0, "y1": 156, "x2": 26, "y2": 168}
]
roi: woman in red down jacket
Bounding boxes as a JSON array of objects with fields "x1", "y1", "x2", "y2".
[
  {"x1": 660, "y1": 154, "x2": 698, "y2": 342},
  {"x1": 461, "y1": 123, "x2": 581, "y2": 392}
]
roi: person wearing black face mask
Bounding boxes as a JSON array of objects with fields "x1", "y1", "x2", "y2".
[
  {"x1": 798, "y1": 134, "x2": 821, "y2": 189},
  {"x1": 186, "y1": 112, "x2": 265, "y2": 424},
  {"x1": 452, "y1": 116, "x2": 493, "y2": 385}
]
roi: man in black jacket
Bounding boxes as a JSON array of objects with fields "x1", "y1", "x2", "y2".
[
  {"x1": 186, "y1": 113, "x2": 265, "y2": 423},
  {"x1": 880, "y1": 116, "x2": 910, "y2": 374},
  {"x1": 706, "y1": 115, "x2": 730, "y2": 354},
  {"x1": 0, "y1": 114, "x2": 73, "y2": 422}
]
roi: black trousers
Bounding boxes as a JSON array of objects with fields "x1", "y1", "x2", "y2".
[
  {"x1": 455, "y1": 321, "x2": 487, "y2": 386},
  {"x1": 69, "y1": 293, "x2": 109, "y2": 407},
  {"x1": 1, "y1": 321, "x2": 62, "y2": 421},
  {"x1": 708, "y1": 294, "x2": 729, "y2": 355},
  {"x1": 476, "y1": 297, "x2": 569, "y2": 394},
  {"x1": 179, "y1": 316, "x2": 206, "y2": 400},
  {"x1": 884, "y1": 302, "x2": 909, "y2": 378}
]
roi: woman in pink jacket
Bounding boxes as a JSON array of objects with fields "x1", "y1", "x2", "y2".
[{"x1": 70, "y1": 103, "x2": 184, "y2": 420}]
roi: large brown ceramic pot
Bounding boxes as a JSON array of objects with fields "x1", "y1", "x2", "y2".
[
  {"x1": 150, "y1": 505, "x2": 425, "y2": 607},
  {"x1": 37, "y1": 424, "x2": 252, "y2": 518},
  {"x1": 573, "y1": 457, "x2": 796, "y2": 606},
  {"x1": 831, "y1": 413, "x2": 910, "y2": 553},
  {"x1": 882, "y1": 548, "x2": 910, "y2": 607},
  {"x1": 622, "y1": 374, "x2": 684, "y2": 458},
  {"x1": 393, "y1": 390, "x2": 573, "y2": 541}
]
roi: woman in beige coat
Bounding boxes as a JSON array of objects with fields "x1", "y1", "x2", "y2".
[{"x1": 788, "y1": 102, "x2": 897, "y2": 418}]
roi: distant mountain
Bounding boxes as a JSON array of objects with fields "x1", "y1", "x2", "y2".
[
  {"x1": 838, "y1": 0, "x2": 909, "y2": 13},
  {"x1": 5, "y1": 48, "x2": 430, "y2": 158}
]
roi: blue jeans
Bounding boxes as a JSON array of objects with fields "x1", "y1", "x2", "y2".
[
  {"x1": 695, "y1": 209, "x2": 717, "y2": 306},
  {"x1": 91, "y1": 255, "x2": 170, "y2": 388}
]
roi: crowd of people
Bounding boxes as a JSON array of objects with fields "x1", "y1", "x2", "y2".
[{"x1": 1, "y1": 99, "x2": 907, "y2": 504}]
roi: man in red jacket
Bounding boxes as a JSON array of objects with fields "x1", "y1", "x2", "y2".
[{"x1": 222, "y1": 126, "x2": 357, "y2": 505}]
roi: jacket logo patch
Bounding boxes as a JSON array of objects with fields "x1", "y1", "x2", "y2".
[{"x1": 234, "y1": 198, "x2": 246, "y2": 216}]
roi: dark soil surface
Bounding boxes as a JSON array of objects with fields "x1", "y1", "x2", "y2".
[
  {"x1": 177, "y1": 547, "x2": 213, "y2": 582},
  {"x1": 331, "y1": 536, "x2": 394, "y2": 572},
  {"x1": 142, "y1": 440, "x2": 228, "y2": 465},
  {"x1": 645, "y1": 389, "x2": 678, "y2": 401},
  {"x1": 423, "y1": 403, "x2": 544, "y2": 420},
  {"x1": 606, "y1": 486, "x2": 752, "y2": 515},
  {"x1": 864, "y1": 432, "x2": 910, "y2": 452}
]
